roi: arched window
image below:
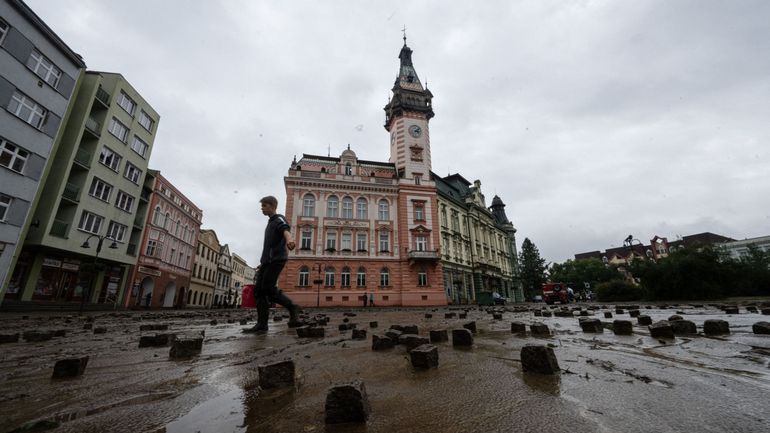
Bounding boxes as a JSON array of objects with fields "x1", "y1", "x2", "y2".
[
  {"x1": 327, "y1": 195, "x2": 339, "y2": 218},
  {"x1": 342, "y1": 197, "x2": 353, "y2": 218},
  {"x1": 324, "y1": 266, "x2": 335, "y2": 286},
  {"x1": 303, "y1": 193, "x2": 315, "y2": 216},
  {"x1": 298, "y1": 266, "x2": 309, "y2": 286},
  {"x1": 356, "y1": 198, "x2": 368, "y2": 219},
  {"x1": 345, "y1": 162, "x2": 352, "y2": 175},
  {"x1": 357, "y1": 267, "x2": 366, "y2": 287},
  {"x1": 153, "y1": 206, "x2": 162, "y2": 225},
  {"x1": 341, "y1": 266, "x2": 351, "y2": 287},
  {"x1": 175, "y1": 220, "x2": 181, "y2": 237},
  {"x1": 380, "y1": 267, "x2": 390, "y2": 287},
  {"x1": 378, "y1": 199, "x2": 389, "y2": 220},
  {"x1": 164, "y1": 212, "x2": 171, "y2": 230}
]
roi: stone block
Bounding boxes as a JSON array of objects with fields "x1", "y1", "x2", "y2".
[
  {"x1": 52, "y1": 357, "x2": 89, "y2": 379},
  {"x1": 239, "y1": 319, "x2": 248, "y2": 325},
  {"x1": 533, "y1": 310, "x2": 542, "y2": 317},
  {"x1": 613, "y1": 320, "x2": 633, "y2": 335},
  {"x1": 139, "y1": 324, "x2": 168, "y2": 331},
  {"x1": 0, "y1": 333, "x2": 20, "y2": 344},
  {"x1": 511, "y1": 321, "x2": 527, "y2": 334},
  {"x1": 724, "y1": 307, "x2": 739, "y2": 315},
  {"x1": 258, "y1": 360, "x2": 295, "y2": 389},
  {"x1": 629, "y1": 310, "x2": 641, "y2": 318},
  {"x1": 82, "y1": 323, "x2": 93, "y2": 330},
  {"x1": 398, "y1": 334, "x2": 430, "y2": 351},
  {"x1": 325, "y1": 380, "x2": 370, "y2": 424},
  {"x1": 410, "y1": 344, "x2": 439, "y2": 368},
  {"x1": 343, "y1": 312, "x2": 357, "y2": 317},
  {"x1": 462, "y1": 321, "x2": 477, "y2": 334},
  {"x1": 520, "y1": 345, "x2": 560, "y2": 375},
  {"x1": 93, "y1": 327, "x2": 107, "y2": 334},
  {"x1": 372, "y1": 335, "x2": 395, "y2": 350},
  {"x1": 169, "y1": 337, "x2": 203, "y2": 359},
  {"x1": 425, "y1": 313, "x2": 433, "y2": 319},
  {"x1": 459, "y1": 313, "x2": 468, "y2": 319},
  {"x1": 429, "y1": 329, "x2": 448, "y2": 342},
  {"x1": 604, "y1": 312, "x2": 613, "y2": 319},
  {"x1": 703, "y1": 319, "x2": 730, "y2": 335},
  {"x1": 530, "y1": 322, "x2": 550, "y2": 336},
  {"x1": 615, "y1": 308, "x2": 624, "y2": 314},
  {"x1": 579, "y1": 318, "x2": 603, "y2": 333},
  {"x1": 668, "y1": 315, "x2": 683, "y2": 321},
  {"x1": 369, "y1": 321, "x2": 378, "y2": 328},
  {"x1": 402, "y1": 325, "x2": 419, "y2": 334},
  {"x1": 444, "y1": 312, "x2": 456, "y2": 319},
  {"x1": 670, "y1": 320, "x2": 697, "y2": 335},
  {"x1": 139, "y1": 334, "x2": 175, "y2": 347},
  {"x1": 637, "y1": 315, "x2": 652, "y2": 326},
  {"x1": 385, "y1": 329, "x2": 402, "y2": 341},
  {"x1": 23, "y1": 330, "x2": 53, "y2": 342},
  {"x1": 352, "y1": 329, "x2": 367, "y2": 340},
  {"x1": 452, "y1": 328, "x2": 473, "y2": 346},
  {"x1": 752, "y1": 321, "x2": 770, "y2": 335},
  {"x1": 338, "y1": 324, "x2": 350, "y2": 331},
  {"x1": 273, "y1": 316, "x2": 283, "y2": 322},
  {"x1": 761, "y1": 309, "x2": 770, "y2": 315},
  {"x1": 649, "y1": 321, "x2": 674, "y2": 339},
  {"x1": 493, "y1": 313, "x2": 503, "y2": 320},
  {"x1": 579, "y1": 310, "x2": 590, "y2": 317}
]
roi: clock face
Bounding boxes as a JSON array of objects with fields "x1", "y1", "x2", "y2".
[{"x1": 408, "y1": 124, "x2": 422, "y2": 138}]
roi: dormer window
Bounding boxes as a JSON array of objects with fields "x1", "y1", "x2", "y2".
[{"x1": 345, "y1": 163, "x2": 352, "y2": 175}]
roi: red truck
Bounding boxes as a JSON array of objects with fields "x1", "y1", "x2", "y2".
[{"x1": 542, "y1": 282, "x2": 569, "y2": 304}]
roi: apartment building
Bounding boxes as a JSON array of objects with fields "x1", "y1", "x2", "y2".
[{"x1": 189, "y1": 228, "x2": 219, "y2": 308}]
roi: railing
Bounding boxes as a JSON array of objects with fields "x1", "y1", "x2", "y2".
[
  {"x1": 84, "y1": 116, "x2": 101, "y2": 136},
  {"x1": 408, "y1": 250, "x2": 441, "y2": 260},
  {"x1": 61, "y1": 182, "x2": 81, "y2": 203},
  {"x1": 73, "y1": 147, "x2": 91, "y2": 168},
  {"x1": 375, "y1": 177, "x2": 394, "y2": 184},
  {"x1": 95, "y1": 86, "x2": 111, "y2": 106},
  {"x1": 300, "y1": 171, "x2": 322, "y2": 178},
  {"x1": 50, "y1": 219, "x2": 69, "y2": 238}
]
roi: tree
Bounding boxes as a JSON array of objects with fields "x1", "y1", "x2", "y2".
[
  {"x1": 548, "y1": 258, "x2": 621, "y2": 289},
  {"x1": 519, "y1": 238, "x2": 547, "y2": 300}
]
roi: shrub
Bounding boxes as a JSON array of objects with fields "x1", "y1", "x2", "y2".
[{"x1": 595, "y1": 280, "x2": 645, "y2": 302}]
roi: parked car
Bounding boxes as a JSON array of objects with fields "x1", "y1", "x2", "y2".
[
  {"x1": 492, "y1": 292, "x2": 506, "y2": 305},
  {"x1": 542, "y1": 282, "x2": 569, "y2": 304}
]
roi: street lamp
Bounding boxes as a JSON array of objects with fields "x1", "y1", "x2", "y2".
[
  {"x1": 79, "y1": 234, "x2": 118, "y2": 315},
  {"x1": 313, "y1": 263, "x2": 324, "y2": 308}
]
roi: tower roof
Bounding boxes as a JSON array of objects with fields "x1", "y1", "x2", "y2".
[{"x1": 384, "y1": 38, "x2": 434, "y2": 129}]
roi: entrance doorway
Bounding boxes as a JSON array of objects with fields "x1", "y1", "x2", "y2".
[
  {"x1": 162, "y1": 282, "x2": 176, "y2": 308},
  {"x1": 139, "y1": 277, "x2": 154, "y2": 307}
]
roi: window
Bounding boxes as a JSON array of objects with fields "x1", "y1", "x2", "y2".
[
  {"x1": 138, "y1": 111, "x2": 154, "y2": 132},
  {"x1": 415, "y1": 235, "x2": 427, "y2": 251},
  {"x1": 0, "y1": 194, "x2": 11, "y2": 222},
  {"x1": 124, "y1": 162, "x2": 142, "y2": 184},
  {"x1": 441, "y1": 207, "x2": 447, "y2": 227},
  {"x1": 356, "y1": 267, "x2": 366, "y2": 286},
  {"x1": 414, "y1": 204, "x2": 424, "y2": 221},
  {"x1": 8, "y1": 91, "x2": 46, "y2": 129},
  {"x1": 108, "y1": 117, "x2": 129, "y2": 142},
  {"x1": 356, "y1": 233, "x2": 367, "y2": 251},
  {"x1": 27, "y1": 50, "x2": 61, "y2": 87},
  {"x1": 117, "y1": 91, "x2": 136, "y2": 115},
  {"x1": 300, "y1": 229, "x2": 312, "y2": 249},
  {"x1": 0, "y1": 19, "x2": 8, "y2": 44},
  {"x1": 298, "y1": 266, "x2": 309, "y2": 286},
  {"x1": 88, "y1": 177, "x2": 113, "y2": 202},
  {"x1": 325, "y1": 231, "x2": 336, "y2": 250},
  {"x1": 356, "y1": 198, "x2": 367, "y2": 219},
  {"x1": 341, "y1": 232, "x2": 352, "y2": 250},
  {"x1": 341, "y1": 267, "x2": 351, "y2": 287},
  {"x1": 342, "y1": 197, "x2": 353, "y2": 218},
  {"x1": 115, "y1": 191, "x2": 134, "y2": 212},
  {"x1": 302, "y1": 194, "x2": 315, "y2": 216},
  {"x1": 345, "y1": 162, "x2": 352, "y2": 175},
  {"x1": 131, "y1": 136, "x2": 148, "y2": 158},
  {"x1": 152, "y1": 206, "x2": 162, "y2": 226},
  {"x1": 378, "y1": 199, "x2": 389, "y2": 220},
  {"x1": 98, "y1": 146, "x2": 121, "y2": 171},
  {"x1": 78, "y1": 210, "x2": 103, "y2": 234},
  {"x1": 380, "y1": 268, "x2": 390, "y2": 287},
  {"x1": 379, "y1": 231, "x2": 389, "y2": 252},
  {"x1": 414, "y1": 174, "x2": 421, "y2": 185},
  {"x1": 146, "y1": 239, "x2": 157, "y2": 257},
  {"x1": 0, "y1": 138, "x2": 29, "y2": 173},
  {"x1": 326, "y1": 195, "x2": 338, "y2": 217},
  {"x1": 107, "y1": 221, "x2": 127, "y2": 242},
  {"x1": 418, "y1": 268, "x2": 428, "y2": 286},
  {"x1": 325, "y1": 267, "x2": 335, "y2": 286}
]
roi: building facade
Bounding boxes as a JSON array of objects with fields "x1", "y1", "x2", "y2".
[
  {"x1": 230, "y1": 252, "x2": 249, "y2": 307},
  {"x1": 214, "y1": 243, "x2": 232, "y2": 307},
  {"x1": 277, "y1": 40, "x2": 446, "y2": 307},
  {"x1": 718, "y1": 235, "x2": 770, "y2": 260},
  {"x1": 435, "y1": 174, "x2": 522, "y2": 304},
  {"x1": 127, "y1": 171, "x2": 201, "y2": 308},
  {"x1": 188, "y1": 228, "x2": 219, "y2": 308},
  {"x1": 0, "y1": 0, "x2": 85, "y2": 303},
  {"x1": 7, "y1": 71, "x2": 158, "y2": 307}
]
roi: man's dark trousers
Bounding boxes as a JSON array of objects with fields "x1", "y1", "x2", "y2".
[{"x1": 255, "y1": 261, "x2": 298, "y2": 327}]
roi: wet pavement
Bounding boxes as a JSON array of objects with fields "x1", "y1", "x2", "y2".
[{"x1": 1, "y1": 303, "x2": 769, "y2": 433}]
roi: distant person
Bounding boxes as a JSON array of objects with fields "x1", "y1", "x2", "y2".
[
  {"x1": 369, "y1": 293, "x2": 374, "y2": 307},
  {"x1": 144, "y1": 292, "x2": 151, "y2": 308},
  {"x1": 363, "y1": 292, "x2": 368, "y2": 307},
  {"x1": 567, "y1": 286, "x2": 575, "y2": 303},
  {"x1": 245, "y1": 195, "x2": 302, "y2": 333}
]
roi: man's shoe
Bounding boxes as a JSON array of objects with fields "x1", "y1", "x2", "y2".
[{"x1": 243, "y1": 324, "x2": 268, "y2": 333}]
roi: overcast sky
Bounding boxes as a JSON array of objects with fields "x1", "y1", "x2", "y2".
[{"x1": 27, "y1": 0, "x2": 770, "y2": 266}]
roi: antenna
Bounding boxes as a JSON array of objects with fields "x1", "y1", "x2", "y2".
[{"x1": 327, "y1": 144, "x2": 331, "y2": 157}]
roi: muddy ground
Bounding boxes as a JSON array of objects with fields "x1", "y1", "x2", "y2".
[{"x1": 1, "y1": 302, "x2": 769, "y2": 433}]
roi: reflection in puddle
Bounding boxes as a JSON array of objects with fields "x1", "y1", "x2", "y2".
[
  {"x1": 165, "y1": 388, "x2": 244, "y2": 433},
  {"x1": 522, "y1": 372, "x2": 561, "y2": 396}
]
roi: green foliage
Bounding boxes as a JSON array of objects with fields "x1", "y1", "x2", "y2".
[
  {"x1": 549, "y1": 258, "x2": 622, "y2": 289},
  {"x1": 520, "y1": 238, "x2": 547, "y2": 300},
  {"x1": 594, "y1": 280, "x2": 645, "y2": 302},
  {"x1": 730, "y1": 244, "x2": 770, "y2": 296}
]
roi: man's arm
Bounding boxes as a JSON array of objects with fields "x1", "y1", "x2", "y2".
[{"x1": 284, "y1": 229, "x2": 296, "y2": 251}]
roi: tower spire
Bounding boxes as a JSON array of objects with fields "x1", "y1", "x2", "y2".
[
  {"x1": 384, "y1": 37, "x2": 434, "y2": 130},
  {"x1": 402, "y1": 25, "x2": 407, "y2": 45}
]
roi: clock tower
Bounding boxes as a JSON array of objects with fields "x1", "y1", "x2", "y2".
[{"x1": 384, "y1": 37, "x2": 434, "y2": 179}]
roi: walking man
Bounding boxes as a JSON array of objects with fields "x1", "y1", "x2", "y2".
[
  {"x1": 245, "y1": 196, "x2": 302, "y2": 333},
  {"x1": 363, "y1": 292, "x2": 368, "y2": 307}
]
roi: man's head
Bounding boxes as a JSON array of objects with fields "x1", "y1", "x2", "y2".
[{"x1": 260, "y1": 195, "x2": 278, "y2": 216}]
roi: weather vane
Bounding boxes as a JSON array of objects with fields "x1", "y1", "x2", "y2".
[{"x1": 402, "y1": 25, "x2": 407, "y2": 44}]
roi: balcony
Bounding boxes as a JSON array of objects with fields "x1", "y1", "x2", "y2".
[
  {"x1": 95, "y1": 86, "x2": 111, "y2": 107},
  {"x1": 408, "y1": 250, "x2": 440, "y2": 263},
  {"x1": 61, "y1": 183, "x2": 81, "y2": 204},
  {"x1": 50, "y1": 219, "x2": 69, "y2": 238},
  {"x1": 127, "y1": 243, "x2": 137, "y2": 256},
  {"x1": 133, "y1": 216, "x2": 145, "y2": 229},
  {"x1": 84, "y1": 116, "x2": 102, "y2": 138},
  {"x1": 73, "y1": 147, "x2": 92, "y2": 169},
  {"x1": 140, "y1": 188, "x2": 151, "y2": 202}
]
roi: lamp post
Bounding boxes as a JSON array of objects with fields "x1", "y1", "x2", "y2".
[
  {"x1": 313, "y1": 263, "x2": 323, "y2": 308},
  {"x1": 79, "y1": 234, "x2": 118, "y2": 315}
]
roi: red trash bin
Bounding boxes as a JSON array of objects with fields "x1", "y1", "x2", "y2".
[{"x1": 241, "y1": 284, "x2": 256, "y2": 309}]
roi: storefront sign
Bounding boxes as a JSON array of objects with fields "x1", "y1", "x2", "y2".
[
  {"x1": 42, "y1": 258, "x2": 62, "y2": 268},
  {"x1": 138, "y1": 266, "x2": 162, "y2": 277},
  {"x1": 61, "y1": 260, "x2": 80, "y2": 271}
]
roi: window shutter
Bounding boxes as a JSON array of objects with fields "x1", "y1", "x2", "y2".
[{"x1": 2, "y1": 28, "x2": 34, "y2": 66}]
